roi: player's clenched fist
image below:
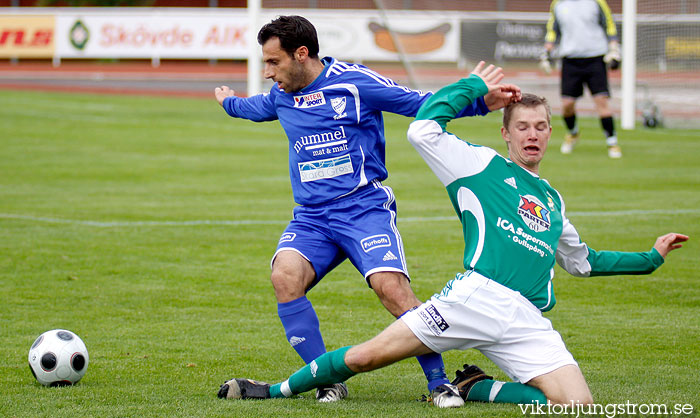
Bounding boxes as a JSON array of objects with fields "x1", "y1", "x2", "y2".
[{"x1": 215, "y1": 85, "x2": 235, "y2": 106}]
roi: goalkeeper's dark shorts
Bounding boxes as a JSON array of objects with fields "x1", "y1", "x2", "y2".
[{"x1": 561, "y1": 55, "x2": 609, "y2": 99}]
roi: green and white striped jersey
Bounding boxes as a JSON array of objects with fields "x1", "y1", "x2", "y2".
[{"x1": 407, "y1": 76, "x2": 664, "y2": 311}]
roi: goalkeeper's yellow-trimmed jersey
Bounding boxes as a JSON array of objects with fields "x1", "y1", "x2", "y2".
[
  {"x1": 407, "y1": 76, "x2": 664, "y2": 311},
  {"x1": 545, "y1": 0, "x2": 617, "y2": 58}
]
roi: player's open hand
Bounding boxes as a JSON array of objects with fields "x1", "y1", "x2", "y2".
[
  {"x1": 471, "y1": 61, "x2": 522, "y2": 111},
  {"x1": 215, "y1": 85, "x2": 236, "y2": 106},
  {"x1": 471, "y1": 60, "x2": 504, "y2": 86},
  {"x1": 653, "y1": 233, "x2": 689, "y2": 258}
]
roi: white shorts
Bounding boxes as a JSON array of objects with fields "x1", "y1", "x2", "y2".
[{"x1": 401, "y1": 270, "x2": 577, "y2": 383}]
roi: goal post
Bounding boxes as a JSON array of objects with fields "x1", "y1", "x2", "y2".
[
  {"x1": 247, "y1": 0, "x2": 262, "y2": 96},
  {"x1": 621, "y1": 0, "x2": 637, "y2": 130}
]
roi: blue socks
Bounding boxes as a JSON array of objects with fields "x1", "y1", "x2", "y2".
[
  {"x1": 278, "y1": 296, "x2": 326, "y2": 364},
  {"x1": 417, "y1": 352, "x2": 449, "y2": 392}
]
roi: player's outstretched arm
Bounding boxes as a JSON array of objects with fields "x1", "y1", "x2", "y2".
[
  {"x1": 557, "y1": 224, "x2": 688, "y2": 277},
  {"x1": 653, "y1": 233, "x2": 689, "y2": 258},
  {"x1": 470, "y1": 61, "x2": 521, "y2": 111},
  {"x1": 412, "y1": 60, "x2": 520, "y2": 129},
  {"x1": 215, "y1": 86, "x2": 278, "y2": 122},
  {"x1": 214, "y1": 85, "x2": 236, "y2": 106}
]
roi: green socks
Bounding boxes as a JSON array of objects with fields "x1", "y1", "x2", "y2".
[
  {"x1": 269, "y1": 346, "x2": 356, "y2": 398},
  {"x1": 466, "y1": 379, "x2": 547, "y2": 404},
  {"x1": 267, "y1": 345, "x2": 547, "y2": 405}
]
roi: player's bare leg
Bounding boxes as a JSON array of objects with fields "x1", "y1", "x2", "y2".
[
  {"x1": 345, "y1": 319, "x2": 432, "y2": 371},
  {"x1": 562, "y1": 97, "x2": 576, "y2": 118},
  {"x1": 271, "y1": 320, "x2": 462, "y2": 407},
  {"x1": 220, "y1": 321, "x2": 432, "y2": 401},
  {"x1": 592, "y1": 93, "x2": 621, "y2": 158},
  {"x1": 270, "y1": 250, "x2": 316, "y2": 303},
  {"x1": 592, "y1": 93, "x2": 612, "y2": 119},
  {"x1": 527, "y1": 364, "x2": 593, "y2": 405},
  {"x1": 560, "y1": 97, "x2": 579, "y2": 154},
  {"x1": 367, "y1": 272, "x2": 462, "y2": 407},
  {"x1": 270, "y1": 250, "x2": 347, "y2": 402},
  {"x1": 368, "y1": 271, "x2": 421, "y2": 317}
]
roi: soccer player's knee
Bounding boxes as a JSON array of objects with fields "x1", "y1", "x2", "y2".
[
  {"x1": 343, "y1": 347, "x2": 377, "y2": 373},
  {"x1": 270, "y1": 268, "x2": 289, "y2": 286},
  {"x1": 270, "y1": 268, "x2": 306, "y2": 301},
  {"x1": 371, "y1": 273, "x2": 412, "y2": 298}
]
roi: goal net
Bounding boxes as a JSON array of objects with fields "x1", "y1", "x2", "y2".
[{"x1": 633, "y1": 0, "x2": 700, "y2": 128}]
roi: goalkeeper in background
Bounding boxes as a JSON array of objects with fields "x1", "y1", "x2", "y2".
[{"x1": 541, "y1": 0, "x2": 622, "y2": 159}]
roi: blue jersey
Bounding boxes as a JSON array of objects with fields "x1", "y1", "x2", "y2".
[{"x1": 222, "y1": 57, "x2": 490, "y2": 206}]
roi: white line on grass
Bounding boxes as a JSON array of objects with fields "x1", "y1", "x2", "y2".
[{"x1": 1, "y1": 208, "x2": 699, "y2": 228}]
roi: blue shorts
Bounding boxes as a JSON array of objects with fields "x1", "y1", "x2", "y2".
[{"x1": 272, "y1": 180, "x2": 409, "y2": 289}]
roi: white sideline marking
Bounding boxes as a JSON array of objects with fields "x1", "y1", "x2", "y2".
[
  {"x1": 1, "y1": 209, "x2": 699, "y2": 228},
  {"x1": 0, "y1": 213, "x2": 287, "y2": 227}
]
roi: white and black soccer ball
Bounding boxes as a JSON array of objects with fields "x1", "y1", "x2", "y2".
[{"x1": 28, "y1": 329, "x2": 89, "y2": 386}]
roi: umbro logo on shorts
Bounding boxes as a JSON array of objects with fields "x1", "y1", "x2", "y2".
[{"x1": 382, "y1": 251, "x2": 398, "y2": 261}]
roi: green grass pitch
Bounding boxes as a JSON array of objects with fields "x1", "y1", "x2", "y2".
[{"x1": 1, "y1": 89, "x2": 698, "y2": 417}]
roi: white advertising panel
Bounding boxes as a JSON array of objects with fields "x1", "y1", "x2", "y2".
[
  {"x1": 293, "y1": 11, "x2": 460, "y2": 62},
  {"x1": 55, "y1": 12, "x2": 251, "y2": 59},
  {"x1": 2, "y1": 9, "x2": 460, "y2": 62}
]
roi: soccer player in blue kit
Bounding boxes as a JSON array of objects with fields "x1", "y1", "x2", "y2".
[{"x1": 214, "y1": 15, "x2": 503, "y2": 407}]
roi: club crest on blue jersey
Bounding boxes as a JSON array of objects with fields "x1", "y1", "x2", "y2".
[
  {"x1": 517, "y1": 195, "x2": 551, "y2": 232},
  {"x1": 331, "y1": 97, "x2": 347, "y2": 120},
  {"x1": 294, "y1": 92, "x2": 326, "y2": 108}
]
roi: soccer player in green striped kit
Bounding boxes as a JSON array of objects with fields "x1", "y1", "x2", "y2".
[{"x1": 218, "y1": 62, "x2": 688, "y2": 406}]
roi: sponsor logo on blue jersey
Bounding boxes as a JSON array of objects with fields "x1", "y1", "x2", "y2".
[
  {"x1": 294, "y1": 126, "x2": 347, "y2": 154},
  {"x1": 294, "y1": 92, "x2": 326, "y2": 108},
  {"x1": 360, "y1": 234, "x2": 391, "y2": 253},
  {"x1": 298, "y1": 154, "x2": 354, "y2": 182}
]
